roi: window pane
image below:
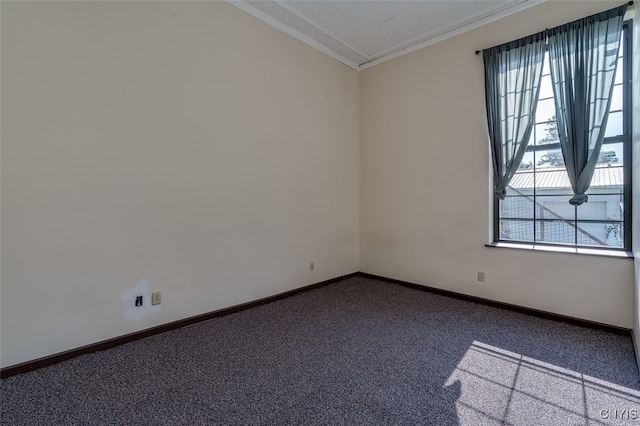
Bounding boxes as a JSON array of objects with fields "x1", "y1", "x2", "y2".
[
  {"x1": 533, "y1": 168, "x2": 573, "y2": 193},
  {"x1": 509, "y1": 167, "x2": 534, "y2": 195},
  {"x1": 535, "y1": 149, "x2": 565, "y2": 169},
  {"x1": 535, "y1": 195, "x2": 575, "y2": 220},
  {"x1": 535, "y1": 98, "x2": 556, "y2": 123},
  {"x1": 614, "y1": 62, "x2": 623, "y2": 84},
  {"x1": 609, "y1": 84, "x2": 623, "y2": 112},
  {"x1": 597, "y1": 142, "x2": 623, "y2": 166},
  {"x1": 517, "y1": 151, "x2": 535, "y2": 172},
  {"x1": 605, "y1": 111, "x2": 623, "y2": 137},
  {"x1": 500, "y1": 196, "x2": 534, "y2": 219},
  {"x1": 578, "y1": 193, "x2": 623, "y2": 221},
  {"x1": 575, "y1": 222, "x2": 623, "y2": 248},
  {"x1": 536, "y1": 171, "x2": 573, "y2": 196},
  {"x1": 500, "y1": 220, "x2": 534, "y2": 242},
  {"x1": 542, "y1": 54, "x2": 550, "y2": 76},
  {"x1": 534, "y1": 122, "x2": 559, "y2": 146},
  {"x1": 535, "y1": 220, "x2": 576, "y2": 245},
  {"x1": 538, "y1": 75, "x2": 554, "y2": 100}
]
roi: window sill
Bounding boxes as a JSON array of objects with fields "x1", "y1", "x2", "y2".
[{"x1": 485, "y1": 242, "x2": 633, "y2": 259}]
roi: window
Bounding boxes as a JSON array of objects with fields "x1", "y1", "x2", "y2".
[{"x1": 495, "y1": 23, "x2": 631, "y2": 250}]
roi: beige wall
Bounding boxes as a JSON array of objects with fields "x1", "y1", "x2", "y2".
[
  {"x1": 360, "y1": 1, "x2": 635, "y2": 328},
  {"x1": 2, "y1": 0, "x2": 636, "y2": 370},
  {"x1": 1, "y1": 1, "x2": 359, "y2": 368}
]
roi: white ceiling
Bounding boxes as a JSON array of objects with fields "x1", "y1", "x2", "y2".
[{"x1": 229, "y1": 0, "x2": 544, "y2": 70}]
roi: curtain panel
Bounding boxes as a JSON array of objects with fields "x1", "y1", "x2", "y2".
[
  {"x1": 546, "y1": 4, "x2": 628, "y2": 205},
  {"x1": 484, "y1": 32, "x2": 546, "y2": 200}
]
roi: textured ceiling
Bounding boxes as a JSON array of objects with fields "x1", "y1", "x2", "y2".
[{"x1": 230, "y1": 0, "x2": 543, "y2": 70}]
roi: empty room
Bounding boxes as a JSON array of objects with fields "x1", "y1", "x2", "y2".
[{"x1": 2, "y1": 0, "x2": 640, "y2": 424}]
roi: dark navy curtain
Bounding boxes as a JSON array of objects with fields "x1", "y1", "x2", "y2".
[
  {"x1": 484, "y1": 32, "x2": 546, "y2": 200},
  {"x1": 547, "y1": 4, "x2": 627, "y2": 205}
]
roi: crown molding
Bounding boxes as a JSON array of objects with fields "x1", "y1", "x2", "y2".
[
  {"x1": 359, "y1": 0, "x2": 547, "y2": 70},
  {"x1": 228, "y1": 0, "x2": 547, "y2": 72},
  {"x1": 228, "y1": 0, "x2": 361, "y2": 71}
]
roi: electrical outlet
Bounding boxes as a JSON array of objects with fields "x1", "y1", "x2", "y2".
[
  {"x1": 151, "y1": 292, "x2": 161, "y2": 305},
  {"x1": 310, "y1": 262, "x2": 314, "y2": 271},
  {"x1": 477, "y1": 271, "x2": 486, "y2": 282}
]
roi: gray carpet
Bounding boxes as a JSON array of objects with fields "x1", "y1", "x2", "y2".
[{"x1": 2, "y1": 276, "x2": 640, "y2": 425}]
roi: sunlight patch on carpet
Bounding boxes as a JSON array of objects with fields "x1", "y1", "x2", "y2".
[{"x1": 445, "y1": 341, "x2": 640, "y2": 425}]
